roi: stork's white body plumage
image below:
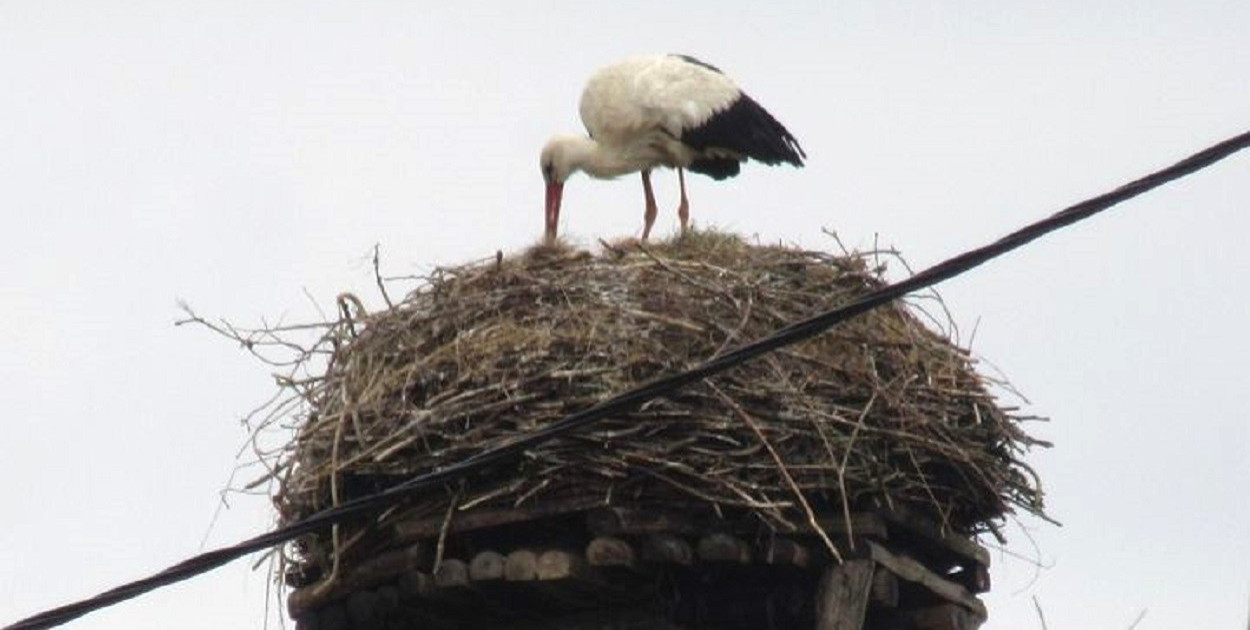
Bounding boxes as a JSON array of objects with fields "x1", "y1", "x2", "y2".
[
  {"x1": 542, "y1": 54, "x2": 805, "y2": 241},
  {"x1": 577, "y1": 56, "x2": 739, "y2": 168}
]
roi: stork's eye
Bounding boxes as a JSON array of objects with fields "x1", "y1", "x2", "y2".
[{"x1": 542, "y1": 162, "x2": 555, "y2": 181}]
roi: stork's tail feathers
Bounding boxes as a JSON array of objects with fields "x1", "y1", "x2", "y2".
[
  {"x1": 687, "y1": 158, "x2": 741, "y2": 180},
  {"x1": 682, "y1": 92, "x2": 806, "y2": 178}
]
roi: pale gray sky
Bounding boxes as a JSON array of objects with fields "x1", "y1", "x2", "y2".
[{"x1": 1, "y1": 1, "x2": 1248, "y2": 628}]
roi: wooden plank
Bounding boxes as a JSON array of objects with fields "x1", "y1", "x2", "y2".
[
  {"x1": 697, "y1": 533, "x2": 752, "y2": 564},
  {"x1": 763, "y1": 538, "x2": 811, "y2": 568},
  {"x1": 813, "y1": 560, "x2": 874, "y2": 630},
  {"x1": 869, "y1": 565, "x2": 899, "y2": 608},
  {"x1": 866, "y1": 541, "x2": 986, "y2": 619},
  {"x1": 812, "y1": 513, "x2": 890, "y2": 540},
  {"x1": 876, "y1": 505, "x2": 990, "y2": 568},
  {"x1": 586, "y1": 536, "x2": 638, "y2": 569},
  {"x1": 639, "y1": 534, "x2": 694, "y2": 566},
  {"x1": 393, "y1": 495, "x2": 602, "y2": 541},
  {"x1": 585, "y1": 507, "x2": 700, "y2": 536},
  {"x1": 468, "y1": 550, "x2": 507, "y2": 582}
]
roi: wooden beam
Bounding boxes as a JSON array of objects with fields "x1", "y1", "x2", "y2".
[
  {"x1": 433, "y1": 559, "x2": 470, "y2": 589},
  {"x1": 639, "y1": 534, "x2": 694, "y2": 566},
  {"x1": 869, "y1": 565, "x2": 899, "y2": 608},
  {"x1": 866, "y1": 541, "x2": 986, "y2": 619},
  {"x1": 357, "y1": 544, "x2": 427, "y2": 585},
  {"x1": 396, "y1": 570, "x2": 435, "y2": 599},
  {"x1": 537, "y1": 549, "x2": 588, "y2": 581},
  {"x1": 763, "y1": 538, "x2": 811, "y2": 569},
  {"x1": 468, "y1": 550, "x2": 506, "y2": 582},
  {"x1": 393, "y1": 495, "x2": 602, "y2": 541},
  {"x1": 464, "y1": 550, "x2": 532, "y2": 615},
  {"x1": 697, "y1": 533, "x2": 752, "y2": 564},
  {"x1": 813, "y1": 513, "x2": 890, "y2": 540},
  {"x1": 288, "y1": 580, "x2": 342, "y2": 617},
  {"x1": 875, "y1": 505, "x2": 990, "y2": 568},
  {"x1": 586, "y1": 507, "x2": 700, "y2": 536},
  {"x1": 586, "y1": 536, "x2": 638, "y2": 569},
  {"x1": 813, "y1": 560, "x2": 874, "y2": 630},
  {"x1": 287, "y1": 542, "x2": 427, "y2": 616},
  {"x1": 499, "y1": 548, "x2": 621, "y2": 610},
  {"x1": 504, "y1": 549, "x2": 540, "y2": 581}
]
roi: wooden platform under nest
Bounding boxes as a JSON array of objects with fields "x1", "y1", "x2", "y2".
[{"x1": 287, "y1": 505, "x2": 990, "y2": 630}]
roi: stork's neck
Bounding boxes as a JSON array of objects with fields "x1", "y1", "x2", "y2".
[{"x1": 560, "y1": 135, "x2": 651, "y2": 179}]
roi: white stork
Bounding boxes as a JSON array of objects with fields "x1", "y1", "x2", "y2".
[{"x1": 540, "y1": 54, "x2": 806, "y2": 241}]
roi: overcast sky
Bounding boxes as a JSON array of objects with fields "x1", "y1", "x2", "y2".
[{"x1": 1, "y1": 1, "x2": 1248, "y2": 629}]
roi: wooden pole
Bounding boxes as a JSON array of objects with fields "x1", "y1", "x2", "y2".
[{"x1": 814, "y1": 560, "x2": 874, "y2": 630}]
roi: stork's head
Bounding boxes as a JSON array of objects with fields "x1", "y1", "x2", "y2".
[{"x1": 540, "y1": 135, "x2": 589, "y2": 241}]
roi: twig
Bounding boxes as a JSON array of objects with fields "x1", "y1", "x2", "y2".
[
  {"x1": 373, "y1": 244, "x2": 394, "y2": 309},
  {"x1": 1033, "y1": 595, "x2": 1049, "y2": 630},
  {"x1": 837, "y1": 392, "x2": 876, "y2": 548},
  {"x1": 432, "y1": 484, "x2": 462, "y2": 570},
  {"x1": 711, "y1": 383, "x2": 844, "y2": 563},
  {"x1": 311, "y1": 412, "x2": 348, "y2": 599}
]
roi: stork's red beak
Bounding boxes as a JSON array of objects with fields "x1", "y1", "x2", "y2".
[{"x1": 544, "y1": 181, "x2": 564, "y2": 241}]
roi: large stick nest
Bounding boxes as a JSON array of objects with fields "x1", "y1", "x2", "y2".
[{"x1": 264, "y1": 230, "x2": 1046, "y2": 570}]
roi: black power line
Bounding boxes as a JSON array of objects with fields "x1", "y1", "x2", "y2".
[{"x1": 6, "y1": 129, "x2": 1249, "y2": 630}]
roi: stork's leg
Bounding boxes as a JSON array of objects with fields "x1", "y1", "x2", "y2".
[
  {"x1": 641, "y1": 169, "x2": 658, "y2": 241},
  {"x1": 677, "y1": 167, "x2": 690, "y2": 235}
]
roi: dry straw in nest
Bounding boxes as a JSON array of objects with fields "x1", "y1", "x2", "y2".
[{"x1": 214, "y1": 230, "x2": 1046, "y2": 574}]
